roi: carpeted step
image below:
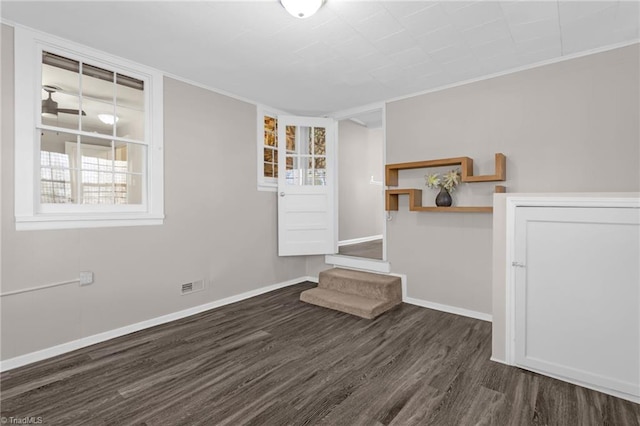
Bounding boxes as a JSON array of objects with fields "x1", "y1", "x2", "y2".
[
  {"x1": 300, "y1": 287, "x2": 400, "y2": 320},
  {"x1": 300, "y1": 268, "x2": 402, "y2": 319},
  {"x1": 318, "y1": 268, "x2": 402, "y2": 301}
]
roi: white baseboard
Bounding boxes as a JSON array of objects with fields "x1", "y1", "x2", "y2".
[
  {"x1": 489, "y1": 358, "x2": 638, "y2": 403},
  {"x1": 518, "y1": 362, "x2": 639, "y2": 404},
  {"x1": 490, "y1": 356, "x2": 507, "y2": 365},
  {"x1": 337, "y1": 234, "x2": 383, "y2": 246},
  {"x1": 404, "y1": 296, "x2": 492, "y2": 322},
  {"x1": 0, "y1": 276, "x2": 314, "y2": 372},
  {"x1": 325, "y1": 255, "x2": 391, "y2": 273}
]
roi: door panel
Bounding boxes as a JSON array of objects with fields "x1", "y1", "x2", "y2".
[
  {"x1": 278, "y1": 116, "x2": 335, "y2": 256},
  {"x1": 514, "y1": 206, "x2": 640, "y2": 397}
]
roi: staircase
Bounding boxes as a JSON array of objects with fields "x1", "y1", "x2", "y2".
[{"x1": 300, "y1": 268, "x2": 402, "y2": 319}]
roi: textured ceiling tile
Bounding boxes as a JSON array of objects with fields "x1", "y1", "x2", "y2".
[
  {"x1": 463, "y1": 18, "x2": 513, "y2": 48},
  {"x1": 614, "y1": 4, "x2": 640, "y2": 40},
  {"x1": 561, "y1": 5, "x2": 625, "y2": 54},
  {"x1": 558, "y1": 0, "x2": 618, "y2": 24},
  {"x1": 352, "y1": 52, "x2": 391, "y2": 71},
  {"x1": 329, "y1": 1, "x2": 386, "y2": 24},
  {"x1": 239, "y1": 9, "x2": 297, "y2": 36},
  {"x1": 312, "y1": 18, "x2": 360, "y2": 44},
  {"x1": 472, "y1": 37, "x2": 517, "y2": 59},
  {"x1": 428, "y1": 43, "x2": 475, "y2": 63},
  {"x1": 615, "y1": 26, "x2": 639, "y2": 39},
  {"x1": 330, "y1": 36, "x2": 378, "y2": 59},
  {"x1": 268, "y1": 26, "x2": 318, "y2": 52},
  {"x1": 440, "y1": 1, "x2": 477, "y2": 16},
  {"x1": 406, "y1": 58, "x2": 442, "y2": 76},
  {"x1": 509, "y1": 18, "x2": 561, "y2": 43},
  {"x1": 415, "y1": 25, "x2": 466, "y2": 53},
  {"x1": 500, "y1": 1, "x2": 559, "y2": 25},
  {"x1": 447, "y1": 0, "x2": 505, "y2": 31},
  {"x1": 368, "y1": 63, "x2": 409, "y2": 84},
  {"x1": 372, "y1": 30, "x2": 419, "y2": 56},
  {"x1": 382, "y1": 1, "x2": 433, "y2": 19},
  {"x1": 294, "y1": 41, "x2": 341, "y2": 62},
  {"x1": 616, "y1": 0, "x2": 640, "y2": 31},
  {"x1": 397, "y1": 3, "x2": 452, "y2": 38},
  {"x1": 441, "y1": 55, "x2": 482, "y2": 76},
  {"x1": 401, "y1": 71, "x2": 448, "y2": 92},
  {"x1": 389, "y1": 46, "x2": 431, "y2": 68},
  {"x1": 517, "y1": 46, "x2": 562, "y2": 64},
  {"x1": 350, "y1": 9, "x2": 405, "y2": 41},
  {"x1": 481, "y1": 52, "x2": 521, "y2": 75},
  {"x1": 339, "y1": 70, "x2": 378, "y2": 86},
  {"x1": 515, "y1": 36, "x2": 562, "y2": 56}
]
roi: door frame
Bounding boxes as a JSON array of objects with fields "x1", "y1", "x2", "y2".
[{"x1": 326, "y1": 102, "x2": 390, "y2": 272}]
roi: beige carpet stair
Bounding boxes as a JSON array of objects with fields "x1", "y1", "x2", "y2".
[{"x1": 300, "y1": 268, "x2": 402, "y2": 319}]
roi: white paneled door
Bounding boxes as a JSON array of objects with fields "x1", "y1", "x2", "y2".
[
  {"x1": 514, "y1": 206, "x2": 640, "y2": 399},
  {"x1": 277, "y1": 116, "x2": 335, "y2": 256}
]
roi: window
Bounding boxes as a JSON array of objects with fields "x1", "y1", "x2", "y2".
[
  {"x1": 14, "y1": 27, "x2": 164, "y2": 230},
  {"x1": 283, "y1": 125, "x2": 327, "y2": 186},
  {"x1": 257, "y1": 108, "x2": 280, "y2": 190}
]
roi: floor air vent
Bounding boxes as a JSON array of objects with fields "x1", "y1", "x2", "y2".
[{"x1": 181, "y1": 280, "x2": 205, "y2": 295}]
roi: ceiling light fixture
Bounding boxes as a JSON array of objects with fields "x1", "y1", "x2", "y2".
[
  {"x1": 280, "y1": 0, "x2": 324, "y2": 19},
  {"x1": 98, "y1": 113, "x2": 119, "y2": 125}
]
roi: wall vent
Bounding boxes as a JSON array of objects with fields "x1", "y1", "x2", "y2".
[{"x1": 181, "y1": 280, "x2": 205, "y2": 295}]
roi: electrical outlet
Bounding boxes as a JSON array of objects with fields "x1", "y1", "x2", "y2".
[{"x1": 79, "y1": 271, "x2": 94, "y2": 285}]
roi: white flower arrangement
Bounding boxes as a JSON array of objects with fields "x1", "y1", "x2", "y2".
[{"x1": 425, "y1": 169, "x2": 461, "y2": 192}]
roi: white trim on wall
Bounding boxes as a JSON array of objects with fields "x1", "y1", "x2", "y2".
[
  {"x1": 329, "y1": 102, "x2": 386, "y2": 122},
  {"x1": 338, "y1": 234, "x2": 383, "y2": 247},
  {"x1": 325, "y1": 255, "x2": 391, "y2": 273},
  {"x1": 330, "y1": 102, "x2": 388, "y2": 262},
  {"x1": 404, "y1": 296, "x2": 492, "y2": 323},
  {"x1": 0, "y1": 276, "x2": 315, "y2": 372}
]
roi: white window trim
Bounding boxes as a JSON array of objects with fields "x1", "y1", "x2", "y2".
[
  {"x1": 14, "y1": 26, "x2": 164, "y2": 230},
  {"x1": 257, "y1": 105, "x2": 289, "y2": 192}
]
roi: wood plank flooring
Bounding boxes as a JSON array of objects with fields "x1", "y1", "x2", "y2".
[
  {"x1": 338, "y1": 239, "x2": 383, "y2": 260},
  {"x1": 1, "y1": 282, "x2": 638, "y2": 425}
]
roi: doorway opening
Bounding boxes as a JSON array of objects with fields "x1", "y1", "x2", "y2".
[{"x1": 335, "y1": 108, "x2": 385, "y2": 262}]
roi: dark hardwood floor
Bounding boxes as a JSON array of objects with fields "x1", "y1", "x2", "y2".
[
  {"x1": 338, "y1": 239, "x2": 383, "y2": 260},
  {"x1": 1, "y1": 282, "x2": 638, "y2": 425}
]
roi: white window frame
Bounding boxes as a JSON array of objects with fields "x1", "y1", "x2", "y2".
[
  {"x1": 257, "y1": 105, "x2": 289, "y2": 192},
  {"x1": 14, "y1": 26, "x2": 164, "y2": 230}
]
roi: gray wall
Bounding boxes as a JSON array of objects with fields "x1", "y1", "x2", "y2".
[
  {"x1": 386, "y1": 44, "x2": 639, "y2": 315},
  {"x1": 338, "y1": 120, "x2": 383, "y2": 242},
  {"x1": 0, "y1": 24, "x2": 307, "y2": 361}
]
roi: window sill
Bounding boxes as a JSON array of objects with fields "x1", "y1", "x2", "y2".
[{"x1": 15, "y1": 214, "x2": 165, "y2": 231}]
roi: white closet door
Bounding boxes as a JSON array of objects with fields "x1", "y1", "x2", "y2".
[{"x1": 514, "y1": 206, "x2": 639, "y2": 397}]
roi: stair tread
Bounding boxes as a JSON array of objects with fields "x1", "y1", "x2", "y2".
[
  {"x1": 300, "y1": 287, "x2": 401, "y2": 320},
  {"x1": 319, "y1": 268, "x2": 400, "y2": 285},
  {"x1": 318, "y1": 268, "x2": 402, "y2": 301}
]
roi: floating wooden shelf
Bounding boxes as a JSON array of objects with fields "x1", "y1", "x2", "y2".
[
  {"x1": 386, "y1": 153, "x2": 506, "y2": 186},
  {"x1": 385, "y1": 154, "x2": 507, "y2": 213}
]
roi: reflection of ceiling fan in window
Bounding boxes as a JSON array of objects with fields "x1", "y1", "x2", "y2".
[{"x1": 41, "y1": 85, "x2": 86, "y2": 117}]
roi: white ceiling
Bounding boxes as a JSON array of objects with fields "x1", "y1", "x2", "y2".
[{"x1": 2, "y1": 1, "x2": 639, "y2": 116}]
